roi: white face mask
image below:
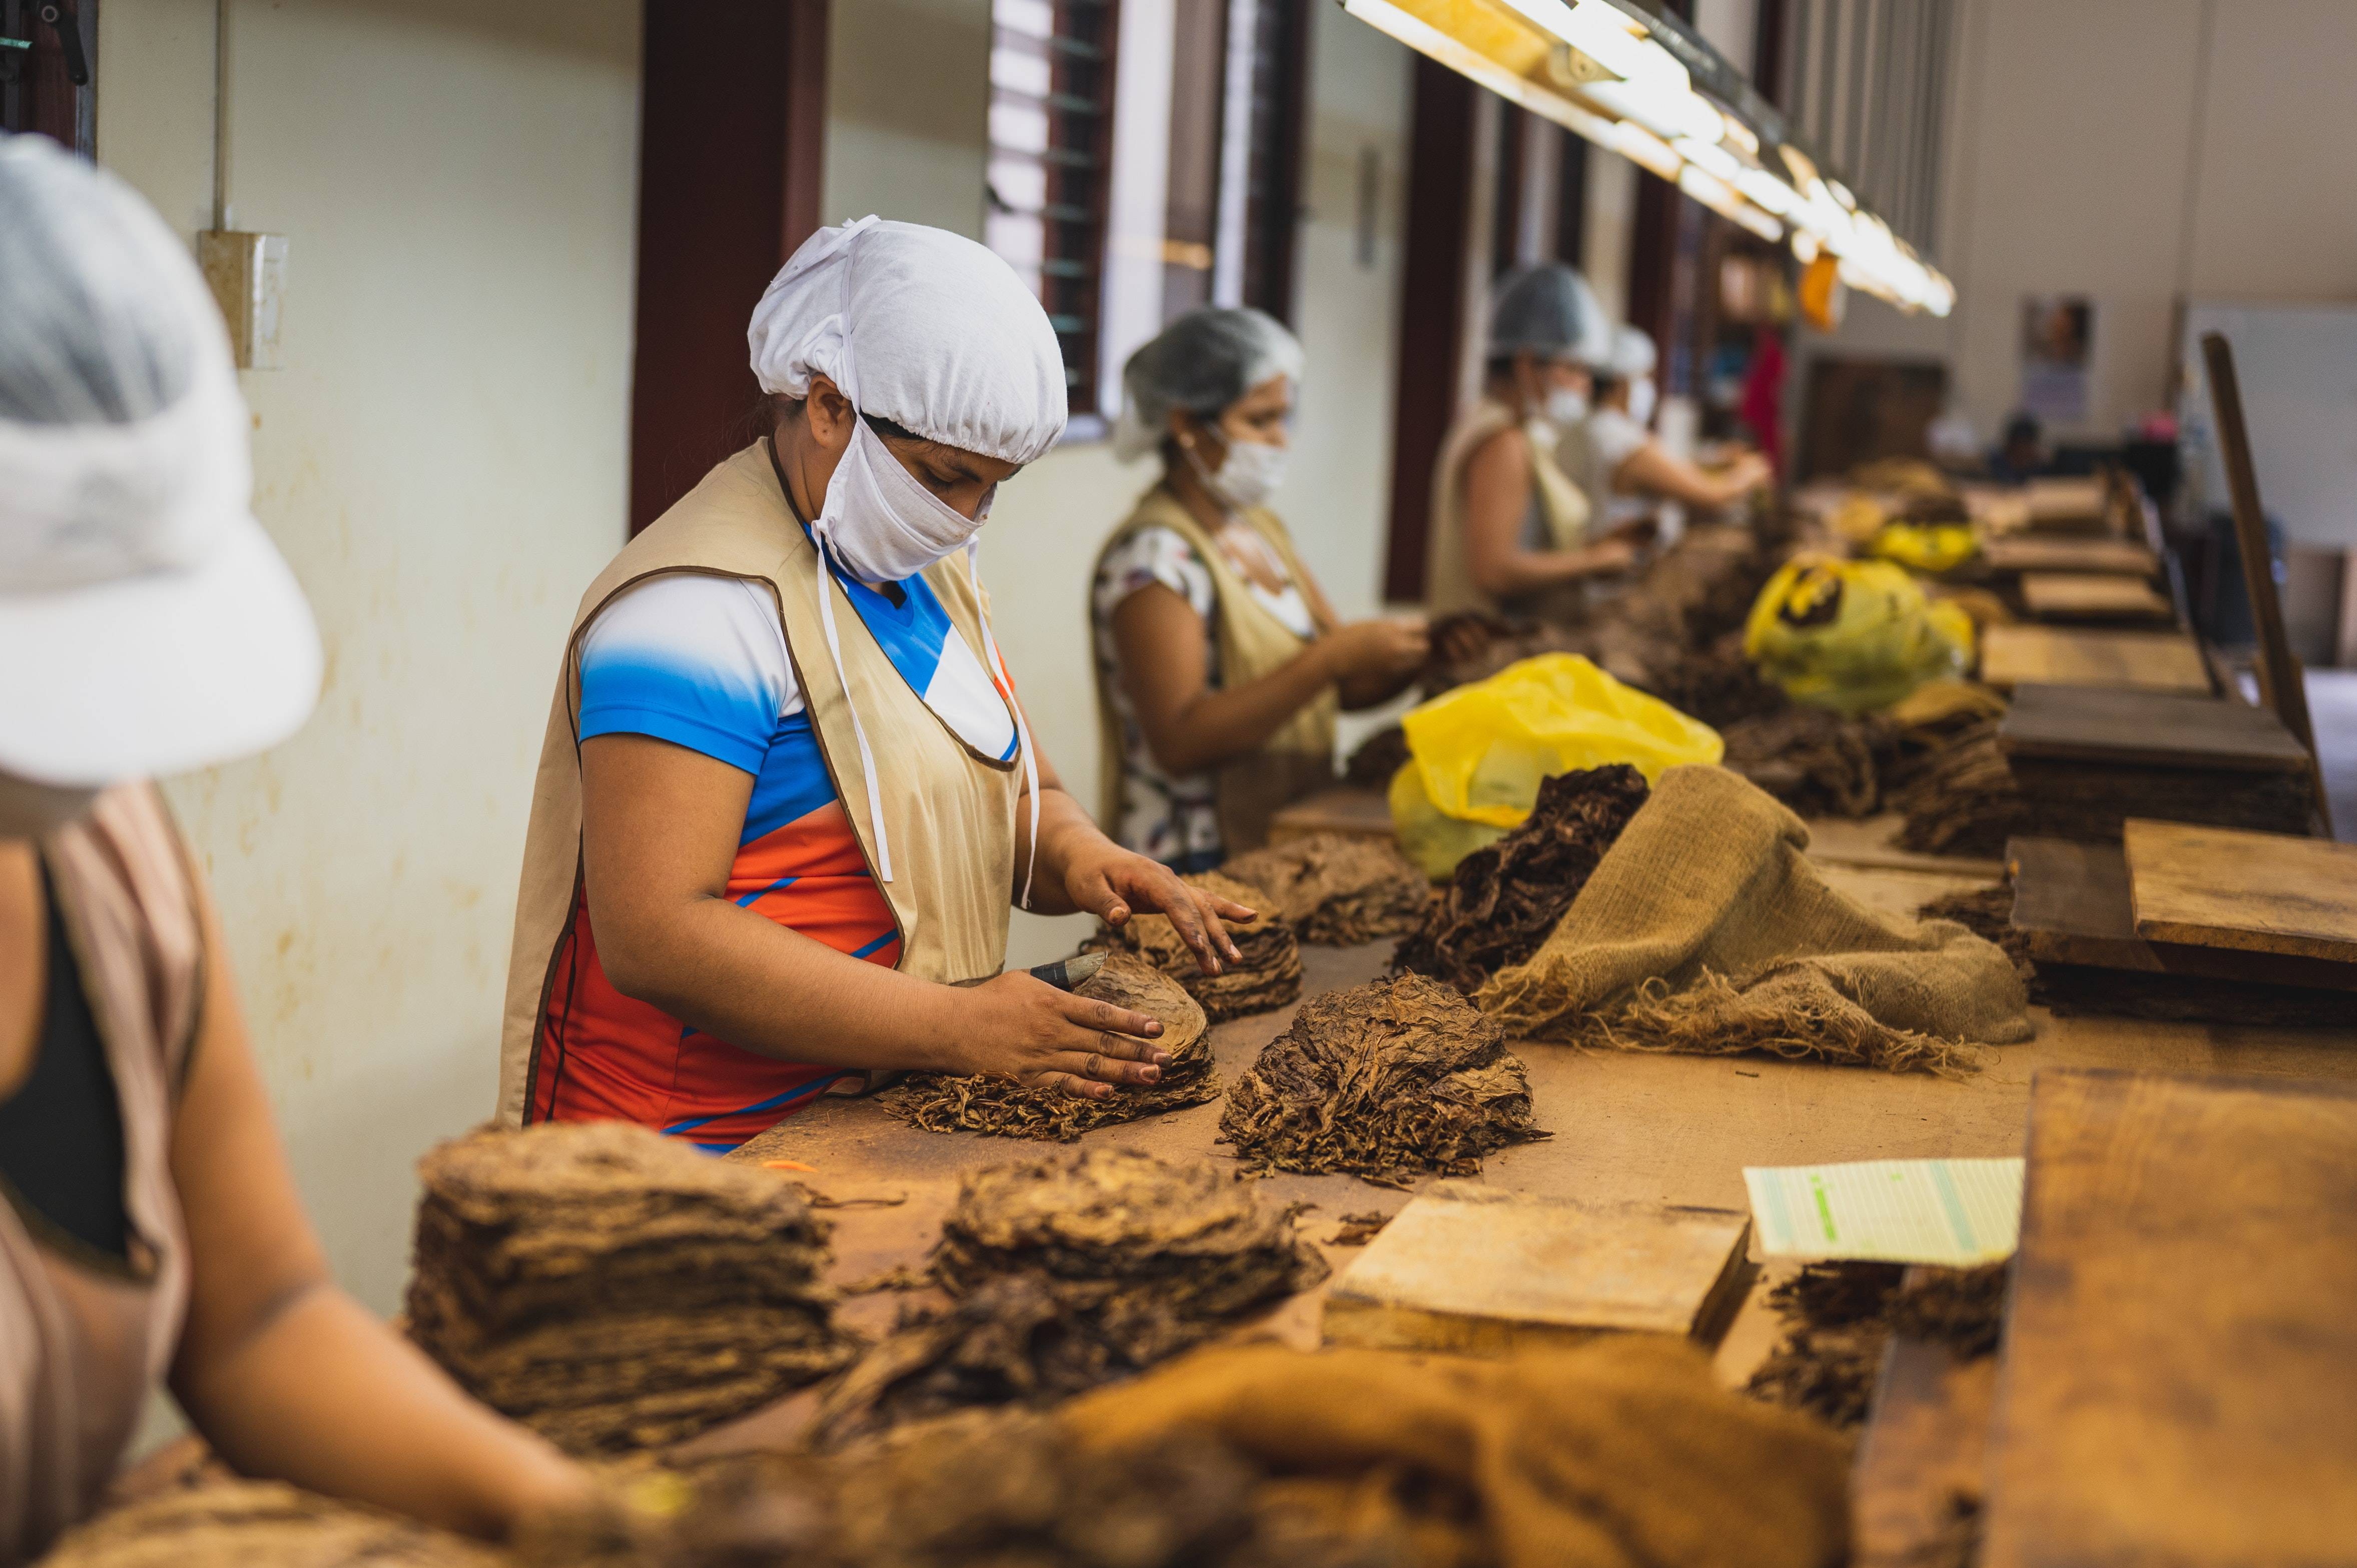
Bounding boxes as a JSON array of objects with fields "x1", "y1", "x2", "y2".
[
  {"x1": 0, "y1": 773, "x2": 102, "y2": 839},
  {"x1": 1544, "y1": 386, "x2": 1591, "y2": 428},
  {"x1": 814, "y1": 417, "x2": 990, "y2": 584},
  {"x1": 1190, "y1": 433, "x2": 1289, "y2": 512},
  {"x1": 1627, "y1": 376, "x2": 1658, "y2": 428}
]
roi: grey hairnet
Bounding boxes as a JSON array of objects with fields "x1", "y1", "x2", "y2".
[
  {"x1": 1488, "y1": 263, "x2": 1613, "y2": 368},
  {"x1": 0, "y1": 136, "x2": 197, "y2": 426},
  {"x1": 1112, "y1": 306, "x2": 1305, "y2": 462}
]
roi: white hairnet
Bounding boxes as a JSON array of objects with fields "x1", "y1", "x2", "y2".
[
  {"x1": 1607, "y1": 324, "x2": 1658, "y2": 382},
  {"x1": 1110, "y1": 306, "x2": 1304, "y2": 463},
  {"x1": 747, "y1": 217, "x2": 1068, "y2": 466},
  {"x1": 1489, "y1": 263, "x2": 1614, "y2": 368}
]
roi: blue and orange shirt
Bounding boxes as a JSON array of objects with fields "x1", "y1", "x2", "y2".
[{"x1": 527, "y1": 562, "x2": 1018, "y2": 1150}]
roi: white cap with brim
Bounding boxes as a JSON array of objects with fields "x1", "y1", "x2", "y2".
[{"x1": 0, "y1": 134, "x2": 320, "y2": 788}]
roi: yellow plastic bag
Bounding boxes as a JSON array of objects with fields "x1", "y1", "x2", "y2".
[
  {"x1": 1389, "y1": 654, "x2": 1722, "y2": 880},
  {"x1": 1866, "y1": 520, "x2": 1978, "y2": 573},
  {"x1": 1743, "y1": 555, "x2": 1974, "y2": 715}
]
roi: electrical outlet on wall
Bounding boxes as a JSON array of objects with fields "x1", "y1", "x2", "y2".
[{"x1": 197, "y1": 231, "x2": 288, "y2": 370}]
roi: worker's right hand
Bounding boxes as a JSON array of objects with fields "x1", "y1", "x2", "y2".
[
  {"x1": 947, "y1": 971, "x2": 1172, "y2": 1100},
  {"x1": 1722, "y1": 451, "x2": 1776, "y2": 492},
  {"x1": 1580, "y1": 536, "x2": 1641, "y2": 576},
  {"x1": 1322, "y1": 616, "x2": 1430, "y2": 681}
]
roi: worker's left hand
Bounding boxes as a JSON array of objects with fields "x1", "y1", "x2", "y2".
[{"x1": 1064, "y1": 844, "x2": 1250, "y2": 976}]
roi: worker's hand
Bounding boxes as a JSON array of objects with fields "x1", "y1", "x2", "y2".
[
  {"x1": 1579, "y1": 536, "x2": 1641, "y2": 576},
  {"x1": 1723, "y1": 451, "x2": 1775, "y2": 492},
  {"x1": 1065, "y1": 842, "x2": 1250, "y2": 976},
  {"x1": 1321, "y1": 616, "x2": 1430, "y2": 682},
  {"x1": 954, "y1": 971, "x2": 1174, "y2": 1100}
]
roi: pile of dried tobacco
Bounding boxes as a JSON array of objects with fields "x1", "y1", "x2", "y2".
[
  {"x1": 1718, "y1": 705, "x2": 1894, "y2": 819},
  {"x1": 1220, "y1": 833, "x2": 1432, "y2": 946},
  {"x1": 1888, "y1": 717, "x2": 2028, "y2": 859},
  {"x1": 810, "y1": 1148, "x2": 1326, "y2": 1446},
  {"x1": 1394, "y1": 765, "x2": 1649, "y2": 995},
  {"x1": 405, "y1": 1122, "x2": 857, "y2": 1453},
  {"x1": 881, "y1": 954, "x2": 1219, "y2": 1140},
  {"x1": 1744, "y1": 1260, "x2": 2010, "y2": 1430},
  {"x1": 38, "y1": 1481, "x2": 506, "y2": 1568},
  {"x1": 1094, "y1": 871, "x2": 1302, "y2": 1021},
  {"x1": 1221, "y1": 974, "x2": 1546, "y2": 1186},
  {"x1": 1341, "y1": 724, "x2": 1411, "y2": 790}
]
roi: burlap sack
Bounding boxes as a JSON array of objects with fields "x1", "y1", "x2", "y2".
[{"x1": 1476, "y1": 764, "x2": 2031, "y2": 1071}]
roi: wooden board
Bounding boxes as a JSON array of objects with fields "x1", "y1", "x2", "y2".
[
  {"x1": 2006, "y1": 836, "x2": 2357, "y2": 990},
  {"x1": 1852, "y1": 1327, "x2": 2001, "y2": 1568},
  {"x1": 1981, "y1": 536, "x2": 2157, "y2": 576},
  {"x1": 1266, "y1": 785, "x2": 1395, "y2": 844},
  {"x1": 1979, "y1": 625, "x2": 2211, "y2": 693},
  {"x1": 1997, "y1": 684, "x2": 2310, "y2": 772},
  {"x1": 2125, "y1": 818, "x2": 2357, "y2": 964},
  {"x1": 1979, "y1": 1070, "x2": 2357, "y2": 1568},
  {"x1": 1322, "y1": 1181, "x2": 1751, "y2": 1354},
  {"x1": 2018, "y1": 572, "x2": 2173, "y2": 622},
  {"x1": 2021, "y1": 476, "x2": 2109, "y2": 530}
]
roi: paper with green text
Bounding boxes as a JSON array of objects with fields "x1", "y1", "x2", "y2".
[{"x1": 1742, "y1": 1158, "x2": 2025, "y2": 1265}]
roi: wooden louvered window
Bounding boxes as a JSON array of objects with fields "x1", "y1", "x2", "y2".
[{"x1": 986, "y1": 0, "x2": 1121, "y2": 412}]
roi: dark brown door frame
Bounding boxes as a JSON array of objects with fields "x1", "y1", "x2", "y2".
[
  {"x1": 627, "y1": 0, "x2": 829, "y2": 535},
  {"x1": 2, "y1": 0, "x2": 96, "y2": 152}
]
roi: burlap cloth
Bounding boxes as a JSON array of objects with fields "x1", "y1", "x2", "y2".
[{"x1": 1476, "y1": 765, "x2": 2031, "y2": 1071}]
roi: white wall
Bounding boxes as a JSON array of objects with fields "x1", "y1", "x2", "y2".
[
  {"x1": 1802, "y1": 0, "x2": 2357, "y2": 463},
  {"x1": 97, "y1": 0, "x2": 643, "y2": 1316},
  {"x1": 822, "y1": 1, "x2": 1417, "y2": 965},
  {"x1": 824, "y1": 0, "x2": 991, "y2": 237}
]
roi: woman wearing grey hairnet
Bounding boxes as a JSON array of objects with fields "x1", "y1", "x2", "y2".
[
  {"x1": 1425, "y1": 263, "x2": 1641, "y2": 621},
  {"x1": 0, "y1": 136, "x2": 590, "y2": 1564},
  {"x1": 1093, "y1": 307, "x2": 1428, "y2": 871}
]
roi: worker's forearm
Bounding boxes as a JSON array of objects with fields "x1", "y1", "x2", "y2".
[
  {"x1": 174, "y1": 1286, "x2": 587, "y2": 1542},
  {"x1": 1016, "y1": 785, "x2": 1108, "y2": 914},
  {"x1": 1337, "y1": 666, "x2": 1418, "y2": 710},
  {"x1": 1475, "y1": 544, "x2": 1618, "y2": 596},
  {"x1": 1136, "y1": 644, "x2": 1338, "y2": 775}
]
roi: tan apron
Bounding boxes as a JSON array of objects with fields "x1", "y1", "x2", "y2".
[
  {"x1": 2, "y1": 786, "x2": 200, "y2": 1568},
  {"x1": 1093, "y1": 486, "x2": 1339, "y2": 857},
  {"x1": 495, "y1": 442, "x2": 1023, "y2": 1128},
  {"x1": 1423, "y1": 396, "x2": 1593, "y2": 620}
]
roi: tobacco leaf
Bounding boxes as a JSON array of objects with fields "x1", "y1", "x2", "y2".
[
  {"x1": 404, "y1": 1122, "x2": 857, "y2": 1454},
  {"x1": 1341, "y1": 725, "x2": 1411, "y2": 790},
  {"x1": 1719, "y1": 705, "x2": 1894, "y2": 819},
  {"x1": 1394, "y1": 765, "x2": 1650, "y2": 995},
  {"x1": 1326, "y1": 1212, "x2": 1390, "y2": 1246},
  {"x1": 1221, "y1": 974, "x2": 1548, "y2": 1187},
  {"x1": 1220, "y1": 834, "x2": 1433, "y2": 947},
  {"x1": 1094, "y1": 871, "x2": 1303, "y2": 1021},
  {"x1": 39, "y1": 1480, "x2": 509, "y2": 1568},
  {"x1": 1744, "y1": 1261, "x2": 2009, "y2": 1431},
  {"x1": 881, "y1": 954, "x2": 1220, "y2": 1141}
]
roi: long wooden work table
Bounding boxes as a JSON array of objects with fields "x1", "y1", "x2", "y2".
[{"x1": 704, "y1": 816, "x2": 2357, "y2": 1451}]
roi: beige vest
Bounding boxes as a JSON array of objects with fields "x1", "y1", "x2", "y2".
[
  {"x1": 495, "y1": 442, "x2": 1023, "y2": 1127},
  {"x1": 1093, "y1": 486, "x2": 1338, "y2": 856},
  {"x1": 1423, "y1": 396, "x2": 1593, "y2": 619},
  {"x1": 3, "y1": 786, "x2": 200, "y2": 1568}
]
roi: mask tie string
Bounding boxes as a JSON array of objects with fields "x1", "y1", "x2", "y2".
[
  {"x1": 810, "y1": 501, "x2": 895, "y2": 885},
  {"x1": 967, "y1": 537, "x2": 1040, "y2": 910}
]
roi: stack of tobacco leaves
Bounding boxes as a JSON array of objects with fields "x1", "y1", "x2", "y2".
[
  {"x1": 1094, "y1": 871, "x2": 1302, "y2": 1021},
  {"x1": 1889, "y1": 716, "x2": 2028, "y2": 858},
  {"x1": 1744, "y1": 1260, "x2": 2009, "y2": 1430},
  {"x1": 809, "y1": 1148, "x2": 1327, "y2": 1447},
  {"x1": 882, "y1": 954, "x2": 1219, "y2": 1140},
  {"x1": 405, "y1": 1122, "x2": 856, "y2": 1454},
  {"x1": 1220, "y1": 833, "x2": 1432, "y2": 946},
  {"x1": 40, "y1": 1479, "x2": 509, "y2": 1568},
  {"x1": 1635, "y1": 638, "x2": 1788, "y2": 729},
  {"x1": 1394, "y1": 765, "x2": 1650, "y2": 995},
  {"x1": 1341, "y1": 723, "x2": 1411, "y2": 790},
  {"x1": 1221, "y1": 974, "x2": 1546, "y2": 1186},
  {"x1": 1718, "y1": 705, "x2": 1895, "y2": 819}
]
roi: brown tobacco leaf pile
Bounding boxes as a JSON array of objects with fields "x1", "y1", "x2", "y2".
[
  {"x1": 404, "y1": 1122, "x2": 857, "y2": 1454},
  {"x1": 40, "y1": 1480, "x2": 508, "y2": 1568},
  {"x1": 1221, "y1": 833, "x2": 1433, "y2": 946},
  {"x1": 1889, "y1": 718, "x2": 2028, "y2": 859},
  {"x1": 1341, "y1": 724, "x2": 1411, "y2": 790},
  {"x1": 881, "y1": 954, "x2": 1219, "y2": 1141},
  {"x1": 1719, "y1": 705, "x2": 1895, "y2": 820},
  {"x1": 810, "y1": 1148, "x2": 1327, "y2": 1448},
  {"x1": 1221, "y1": 975, "x2": 1547, "y2": 1187},
  {"x1": 1745, "y1": 1260, "x2": 2010, "y2": 1430},
  {"x1": 1394, "y1": 765, "x2": 1650, "y2": 995},
  {"x1": 1094, "y1": 870, "x2": 1303, "y2": 1021}
]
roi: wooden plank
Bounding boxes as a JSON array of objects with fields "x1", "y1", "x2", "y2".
[
  {"x1": 1267, "y1": 785, "x2": 1396, "y2": 845},
  {"x1": 2020, "y1": 476, "x2": 2108, "y2": 530},
  {"x1": 1979, "y1": 625, "x2": 2212, "y2": 693},
  {"x1": 1321, "y1": 1181, "x2": 1752, "y2": 1354},
  {"x1": 1997, "y1": 684, "x2": 2310, "y2": 772},
  {"x1": 2019, "y1": 572, "x2": 2174, "y2": 622},
  {"x1": 1981, "y1": 536, "x2": 2157, "y2": 576},
  {"x1": 1852, "y1": 1331, "x2": 2001, "y2": 1568},
  {"x1": 2006, "y1": 836, "x2": 2357, "y2": 990},
  {"x1": 1980, "y1": 1070, "x2": 2357, "y2": 1568},
  {"x1": 2125, "y1": 818, "x2": 2357, "y2": 964}
]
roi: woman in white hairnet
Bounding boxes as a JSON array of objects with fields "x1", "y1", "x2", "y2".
[
  {"x1": 1425, "y1": 264, "x2": 1635, "y2": 622},
  {"x1": 499, "y1": 218, "x2": 1247, "y2": 1147},
  {"x1": 1092, "y1": 307, "x2": 1428, "y2": 870},
  {"x1": 1569, "y1": 324, "x2": 1772, "y2": 541},
  {"x1": 0, "y1": 137, "x2": 588, "y2": 1565}
]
